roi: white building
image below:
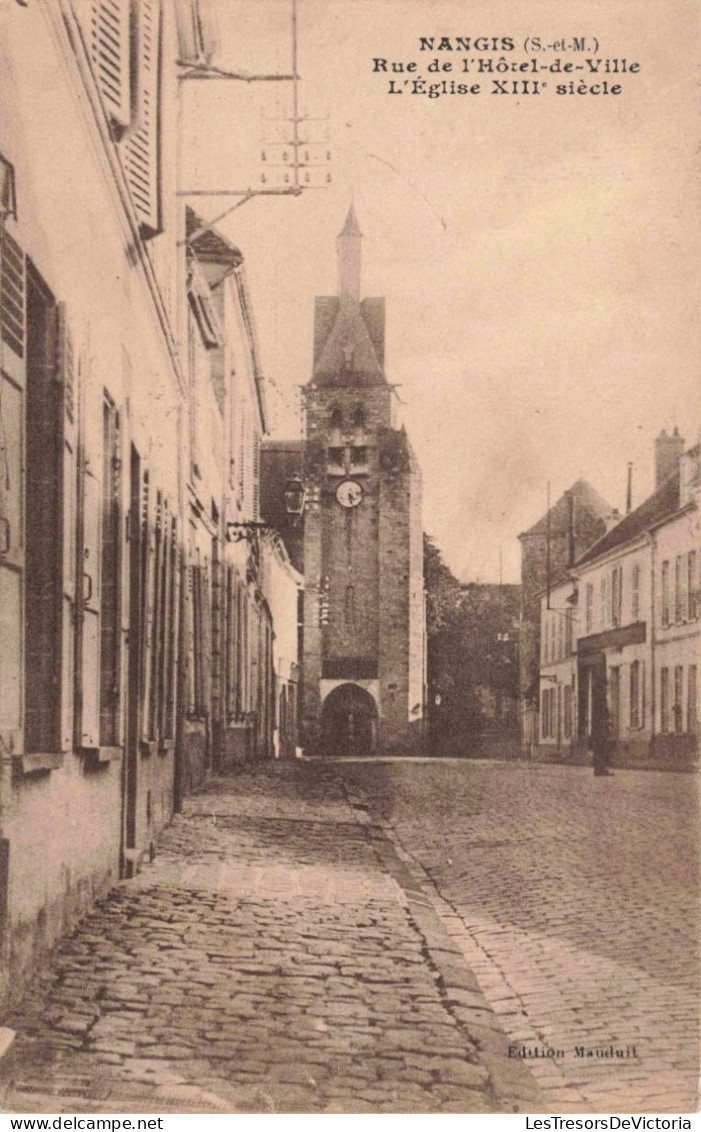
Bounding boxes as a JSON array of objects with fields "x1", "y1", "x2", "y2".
[
  {"x1": 0, "y1": 0, "x2": 301, "y2": 1007},
  {"x1": 538, "y1": 578, "x2": 577, "y2": 758},
  {"x1": 537, "y1": 431, "x2": 700, "y2": 766}
]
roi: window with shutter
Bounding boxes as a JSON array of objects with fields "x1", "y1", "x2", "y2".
[
  {"x1": 661, "y1": 561, "x2": 670, "y2": 627},
  {"x1": 148, "y1": 491, "x2": 164, "y2": 737},
  {"x1": 24, "y1": 271, "x2": 78, "y2": 754},
  {"x1": 140, "y1": 472, "x2": 155, "y2": 738},
  {"x1": 79, "y1": 0, "x2": 132, "y2": 133},
  {"x1": 123, "y1": 0, "x2": 162, "y2": 236},
  {"x1": 99, "y1": 397, "x2": 122, "y2": 746},
  {"x1": 0, "y1": 228, "x2": 25, "y2": 740},
  {"x1": 631, "y1": 561, "x2": 640, "y2": 621},
  {"x1": 1, "y1": 228, "x2": 24, "y2": 361},
  {"x1": 57, "y1": 306, "x2": 79, "y2": 751},
  {"x1": 630, "y1": 660, "x2": 640, "y2": 729},
  {"x1": 79, "y1": 461, "x2": 102, "y2": 747},
  {"x1": 164, "y1": 516, "x2": 179, "y2": 738},
  {"x1": 253, "y1": 429, "x2": 261, "y2": 520},
  {"x1": 688, "y1": 665, "x2": 698, "y2": 734},
  {"x1": 660, "y1": 667, "x2": 670, "y2": 732}
]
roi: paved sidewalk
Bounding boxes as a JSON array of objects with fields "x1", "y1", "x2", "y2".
[{"x1": 0, "y1": 763, "x2": 540, "y2": 1115}]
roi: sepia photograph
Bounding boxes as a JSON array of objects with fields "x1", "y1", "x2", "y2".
[{"x1": 0, "y1": 0, "x2": 698, "y2": 1119}]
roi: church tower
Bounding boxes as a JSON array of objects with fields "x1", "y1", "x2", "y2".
[{"x1": 300, "y1": 206, "x2": 426, "y2": 755}]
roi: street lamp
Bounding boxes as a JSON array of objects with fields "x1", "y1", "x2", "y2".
[
  {"x1": 227, "y1": 475, "x2": 308, "y2": 543},
  {"x1": 283, "y1": 476, "x2": 306, "y2": 523}
]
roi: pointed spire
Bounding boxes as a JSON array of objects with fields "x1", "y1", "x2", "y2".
[
  {"x1": 337, "y1": 203, "x2": 362, "y2": 300},
  {"x1": 339, "y1": 201, "x2": 362, "y2": 237}
]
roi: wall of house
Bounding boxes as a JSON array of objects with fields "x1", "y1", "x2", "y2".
[
  {"x1": 536, "y1": 584, "x2": 577, "y2": 758},
  {"x1": 0, "y1": 0, "x2": 183, "y2": 1004},
  {"x1": 268, "y1": 551, "x2": 302, "y2": 758},
  {"x1": 652, "y1": 505, "x2": 700, "y2": 758}
]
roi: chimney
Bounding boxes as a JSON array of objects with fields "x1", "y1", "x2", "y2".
[
  {"x1": 626, "y1": 462, "x2": 633, "y2": 514},
  {"x1": 655, "y1": 427, "x2": 685, "y2": 489},
  {"x1": 337, "y1": 203, "x2": 362, "y2": 301}
]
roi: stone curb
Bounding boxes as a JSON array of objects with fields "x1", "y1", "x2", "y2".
[{"x1": 341, "y1": 783, "x2": 545, "y2": 1115}]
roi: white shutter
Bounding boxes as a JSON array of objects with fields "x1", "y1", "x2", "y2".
[
  {"x1": 123, "y1": 0, "x2": 162, "y2": 235},
  {"x1": 84, "y1": 0, "x2": 132, "y2": 132}
]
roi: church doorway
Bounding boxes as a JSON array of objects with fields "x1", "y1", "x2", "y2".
[{"x1": 321, "y1": 684, "x2": 378, "y2": 757}]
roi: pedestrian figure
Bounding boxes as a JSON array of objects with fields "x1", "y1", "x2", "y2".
[{"x1": 591, "y1": 692, "x2": 613, "y2": 777}]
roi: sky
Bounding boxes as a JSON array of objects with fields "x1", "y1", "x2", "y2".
[{"x1": 180, "y1": 0, "x2": 699, "y2": 583}]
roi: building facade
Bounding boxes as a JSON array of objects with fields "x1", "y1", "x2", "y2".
[
  {"x1": 519, "y1": 480, "x2": 618, "y2": 755},
  {"x1": 0, "y1": 0, "x2": 297, "y2": 1007},
  {"x1": 535, "y1": 433, "x2": 700, "y2": 766}
]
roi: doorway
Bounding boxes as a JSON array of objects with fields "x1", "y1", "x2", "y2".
[{"x1": 321, "y1": 683, "x2": 378, "y2": 757}]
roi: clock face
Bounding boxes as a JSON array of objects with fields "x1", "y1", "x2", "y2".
[{"x1": 336, "y1": 480, "x2": 363, "y2": 508}]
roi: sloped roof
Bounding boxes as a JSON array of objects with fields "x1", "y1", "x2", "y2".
[
  {"x1": 519, "y1": 479, "x2": 616, "y2": 539},
  {"x1": 186, "y1": 207, "x2": 243, "y2": 278},
  {"x1": 576, "y1": 471, "x2": 681, "y2": 566}
]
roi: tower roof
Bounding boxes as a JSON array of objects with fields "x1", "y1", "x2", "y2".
[{"x1": 312, "y1": 295, "x2": 386, "y2": 385}]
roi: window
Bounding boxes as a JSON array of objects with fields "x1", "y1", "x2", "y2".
[
  {"x1": 608, "y1": 666, "x2": 620, "y2": 738},
  {"x1": 352, "y1": 407, "x2": 365, "y2": 430},
  {"x1": 611, "y1": 566, "x2": 622, "y2": 627},
  {"x1": 585, "y1": 583, "x2": 593, "y2": 633},
  {"x1": 631, "y1": 561, "x2": 640, "y2": 621},
  {"x1": 630, "y1": 660, "x2": 641, "y2": 729},
  {"x1": 1, "y1": 227, "x2": 24, "y2": 358},
  {"x1": 253, "y1": 431, "x2": 261, "y2": 520},
  {"x1": 344, "y1": 584, "x2": 356, "y2": 629},
  {"x1": 600, "y1": 576, "x2": 608, "y2": 628},
  {"x1": 82, "y1": 0, "x2": 132, "y2": 132},
  {"x1": 563, "y1": 685, "x2": 573, "y2": 740},
  {"x1": 327, "y1": 446, "x2": 345, "y2": 471},
  {"x1": 661, "y1": 561, "x2": 670, "y2": 627},
  {"x1": 99, "y1": 398, "x2": 122, "y2": 747},
  {"x1": 350, "y1": 446, "x2": 367, "y2": 469},
  {"x1": 146, "y1": 494, "x2": 177, "y2": 742},
  {"x1": 330, "y1": 407, "x2": 343, "y2": 430},
  {"x1": 188, "y1": 560, "x2": 210, "y2": 718},
  {"x1": 0, "y1": 228, "x2": 25, "y2": 741},
  {"x1": 675, "y1": 556, "x2": 684, "y2": 623},
  {"x1": 688, "y1": 666, "x2": 698, "y2": 734},
  {"x1": 673, "y1": 666, "x2": 684, "y2": 733},
  {"x1": 688, "y1": 551, "x2": 698, "y2": 620},
  {"x1": 660, "y1": 667, "x2": 670, "y2": 732},
  {"x1": 79, "y1": 0, "x2": 163, "y2": 236},
  {"x1": 24, "y1": 270, "x2": 77, "y2": 754},
  {"x1": 541, "y1": 687, "x2": 555, "y2": 739}
]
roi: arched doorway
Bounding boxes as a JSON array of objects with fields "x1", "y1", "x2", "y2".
[{"x1": 321, "y1": 684, "x2": 378, "y2": 757}]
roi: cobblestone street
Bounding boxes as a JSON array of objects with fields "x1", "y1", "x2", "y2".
[
  {"x1": 337, "y1": 758, "x2": 700, "y2": 1114},
  {"x1": 0, "y1": 764, "x2": 538, "y2": 1116}
]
